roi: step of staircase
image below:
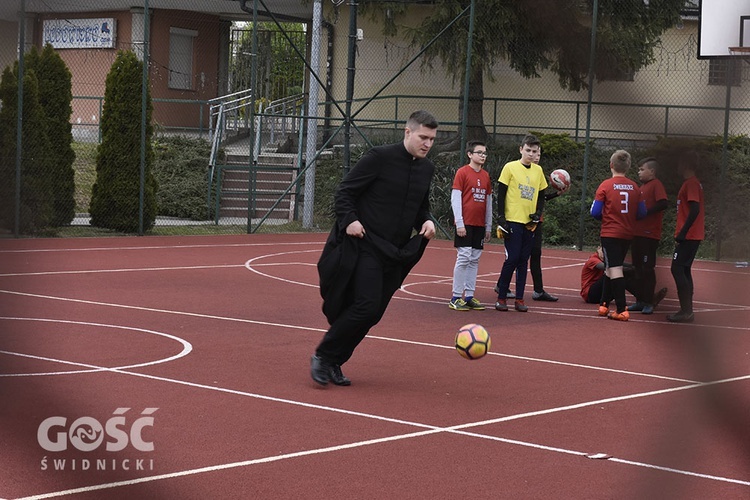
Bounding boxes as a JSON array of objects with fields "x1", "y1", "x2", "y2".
[{"x1": 216, "y1": 153, "x2": 300, "y2": 222}]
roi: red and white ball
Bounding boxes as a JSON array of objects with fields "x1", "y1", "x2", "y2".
[{"x1": 549, "y1": 169, "x2": 571, "y2": 191}]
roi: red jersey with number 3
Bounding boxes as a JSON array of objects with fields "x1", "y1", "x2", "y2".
[{"x1": 594, "y1": 176, "x2": 641, "y2": 239}]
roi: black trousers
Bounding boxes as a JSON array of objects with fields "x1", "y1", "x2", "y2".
[
  {"x1": 530, "y1": 221, "x2": 544, "y2": 293},
  {"x1": 671, "y1": 239, "x2": 701, "y2": 314},
  {"x1": 316, "y1": 246, "x2": 403, "y2": 366},
  {"x1": 495, "y1": 222, "x2": 535, "y2": 300},
  {"x1": 631, "y1": 236, "x2": 659, "y2": 303}
]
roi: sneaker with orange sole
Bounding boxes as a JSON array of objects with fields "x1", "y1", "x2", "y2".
[
  {"x1": 514, "y1": 299, "x2": 528, "y2": 312},
  {"x1": 598, "y1": 305, "x2": 610, "y2": 317},
  {"x1": 607, "y1": 310, "x2": 630, "y2": 321}
]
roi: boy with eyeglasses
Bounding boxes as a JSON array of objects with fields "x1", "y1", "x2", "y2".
[{"x1": 449, "y1": 141, "x2": 493, "y2": 311}]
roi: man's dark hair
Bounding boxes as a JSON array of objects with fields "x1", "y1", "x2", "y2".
[
  {"x1": 407, "y1": 110, "x2": 438, "y2": 130},
  {"x1": 466, "y1": 140, "x2": 486, "y2": 154},
  {"x1": 521, "y1": 134, "x2": 540, "y2": 148}
]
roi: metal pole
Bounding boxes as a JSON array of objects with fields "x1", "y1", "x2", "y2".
[
  {"x1": 343, "y1": 0, "x2": 357, "y2": 175},
  {"x1": 577, "y1": 0, "x2": 598, "y2": 251},
  {"x1": 460, "y1": 0, "x2": 476, "y2": 148},
  {"x1": 303, "y1": 0, "x2": 323, "y2": 228},
  {"x1": 139, "y1": 0, "x2": 150, "y2": 235},
  {"x1": 14, "y1": 0, "x2": 25, "y2": 237},
  {"x1": 717, "y1": 59, "x2": 733, "y2": 261},
  {"x1": 247, "y1": 0, "x2": 259, "y2": 233}
]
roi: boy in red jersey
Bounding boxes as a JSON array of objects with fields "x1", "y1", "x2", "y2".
[
  {"x1": 449, "y1": 141, "x2": 493, "y2": 310},
  {"x1": 628, "y1": 157, "x2": 669, "y2": 314},
  {"x1": 667, "y1": 150, "x2": 705, "y2": 323},
  {"x1": 590, "y1": 150, "x2": 646, "y2": 321}
]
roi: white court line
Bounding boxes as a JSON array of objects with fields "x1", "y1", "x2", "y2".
[
  {"x1": 0, "y1": 261, "x2": 317, "y2": 279},
  {"x1": 0, "y1": 317, "x2": 192, "y2": 377},
  {"x1": 366, "y1": 335, "x2": 699, "y2": 384},
  {"x1": 0, "y1": 241, "x2": 326, "y2": 254},
  {"x1": 7, "y1": 349, "x2": 750, "y2": 499},
  {"x1": 0, "y1": 289, "x2": 326, "y2": 334},
  {"x1": 0, "y1": 288, "x2": 707, "y2": 383},
  {"x1": 393, "y1": 290, "x2": 750, "y2": 331},
  {"x1": 0, "y1": 264, "x2": 243, "y2": 278},
  {"x1": 4, "y1": 263, "x2": 748, "y2": 321}
]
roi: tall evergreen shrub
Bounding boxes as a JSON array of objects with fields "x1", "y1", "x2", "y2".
[
  {"x1": 89, "y1": 50, "x2": 157, "y2": 232},
  {"x1": 25, "y1": 45, "x2": 75, "y2": 226},
  {"x1": 0, "y1": 66, "x2": 55, "y2": 233}
]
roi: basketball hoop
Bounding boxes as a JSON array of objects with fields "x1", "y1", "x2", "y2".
[{"x1": 728, "y1": 46, "x2": 750, "y2": 63}]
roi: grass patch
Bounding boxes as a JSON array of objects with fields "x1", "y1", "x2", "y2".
[{"x1": 72, "y1": 142, "x2": 98, "y2": 213}]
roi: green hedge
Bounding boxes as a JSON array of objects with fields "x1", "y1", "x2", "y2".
[{"x1": 152, "y1": 135, "x2": 217, "y2": 221}]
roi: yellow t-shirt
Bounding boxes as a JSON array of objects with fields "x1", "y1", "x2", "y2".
[{"x1": 498, "y1": 160, "x2": 548, "y2": 223}]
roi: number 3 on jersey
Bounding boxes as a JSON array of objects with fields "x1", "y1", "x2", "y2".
[{"x1": 620, "y1": 190, "x2": 629, "y2": 213}]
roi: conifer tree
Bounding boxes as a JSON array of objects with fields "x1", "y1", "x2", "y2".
[
  {"x1": 89, "y1": 50, "x2": 157, "y2": 232},
  {"x1": 0, "y1": 66, "x2": 55, "y2": 233},
  {"x1": 25, "y1": 44, "x2": 76, "y2": 226}
]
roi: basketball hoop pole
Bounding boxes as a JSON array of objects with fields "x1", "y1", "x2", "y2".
[{"x1": 717, "y1": 55, "x2": 736, "y2": 261}]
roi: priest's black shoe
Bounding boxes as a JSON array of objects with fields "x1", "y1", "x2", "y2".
[
  {"x1": 329, "y1": 364, "x2": 351, "y2": 386},
  {"x1": 310, "y1": 355, "x2": 331, "y2": 385}
]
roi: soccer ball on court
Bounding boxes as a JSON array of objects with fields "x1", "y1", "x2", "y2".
[
  {"x1": 549, "y1": 169, "x2": 571, "y2": 191},
  {"x1": 455, "y1": 323, "x2": 491, "y2": 360}
]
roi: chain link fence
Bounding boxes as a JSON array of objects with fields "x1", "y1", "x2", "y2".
[{"x1": 1, "y1": 0, "x2": 748, "y2": 260}]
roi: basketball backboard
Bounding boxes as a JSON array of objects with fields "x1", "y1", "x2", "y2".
[{"x1": 698, "y1": 0, "x2": 749, "y2": 58}]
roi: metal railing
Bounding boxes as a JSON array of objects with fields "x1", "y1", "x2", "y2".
[
  {"x1": 258, "y1": 93, "x2": 305, "y2": 145},
  {"x1": 205, "y1": 91, "x2": 306, "y2": 217}
]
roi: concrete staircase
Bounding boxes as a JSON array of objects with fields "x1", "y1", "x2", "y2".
[{"x1": 216, "y1": 152, "x2": 299, "y2": 222}]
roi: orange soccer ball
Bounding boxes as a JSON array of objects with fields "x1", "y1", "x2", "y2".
[{"x1": 455, "y1": 323, "x2": 491, "y2": 360}]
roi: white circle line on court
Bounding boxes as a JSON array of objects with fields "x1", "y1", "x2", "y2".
[
  {"x1": 244, "y1": 249, "x2": 323, "y2": 288},
  {"x1": 239, "y1": 250, "x2": 749, "y2": 319},
  {"x1": 0, "y1": 317, "x2": 192, "y2": 377}
]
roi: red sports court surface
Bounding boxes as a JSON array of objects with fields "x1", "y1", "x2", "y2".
[{"x1": 0, "y1": 233, "x2": 748, "y2": 499}]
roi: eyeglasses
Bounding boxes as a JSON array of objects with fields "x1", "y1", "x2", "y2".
[{"x1": 471, "y1": 151, "x2": 488, "y2": 156}]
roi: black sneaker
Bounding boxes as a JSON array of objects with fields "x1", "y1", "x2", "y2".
[
  {"x1": 667, "y1": 311, "x2": 694, "y2": 323},
  {"x1": 532, "y1": 291, "x2": 558, "y2": 302}
]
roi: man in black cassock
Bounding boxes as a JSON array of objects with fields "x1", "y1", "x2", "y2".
[{"x1": 313, "y1": 110, "x2": 439, "y2": 386}]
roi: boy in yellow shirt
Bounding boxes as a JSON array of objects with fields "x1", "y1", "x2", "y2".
[{"x1": 493, "y1": 135, "x2": 547, "y2": 312}]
